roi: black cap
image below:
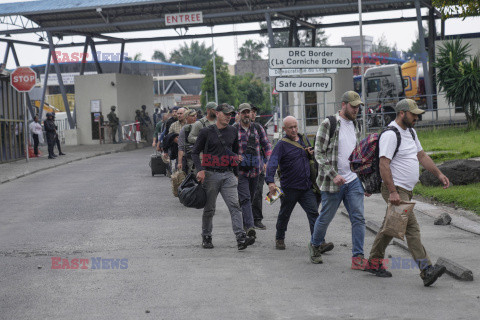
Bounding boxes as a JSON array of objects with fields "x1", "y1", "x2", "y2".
[{"x1": 215, "y1": 103, "x2": 235, "y2": 115}]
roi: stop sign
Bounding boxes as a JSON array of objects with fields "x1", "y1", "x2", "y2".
[{"x1": 10, "y1": 66, "x2": 37, "y2": 92}]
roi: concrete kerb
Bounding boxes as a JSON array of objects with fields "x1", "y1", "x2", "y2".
[
  {"x1": 342, "y1": 210, "x2": 474, "y2": 281},
  {"x1": 0, "y1": 142, "x2": 148, "y2": 185}
]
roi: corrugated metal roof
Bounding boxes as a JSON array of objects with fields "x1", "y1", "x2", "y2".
[
  {"x1": 0, "y1": 0, "x2": 428, "y2": 37},
  {"x1": 0, "y1": 0, "x2": 171, "y2": 16}
]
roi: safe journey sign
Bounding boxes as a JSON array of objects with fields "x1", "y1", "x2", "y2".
[
  {"x1": 275, "y1": 77, "x2": 332, "y2": 92},
  {"x1": 269, "y1": 47, "x2": 351, "y2": 69}
]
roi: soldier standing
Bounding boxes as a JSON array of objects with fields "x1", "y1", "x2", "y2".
[
  {"x1": 51, "y1": 112, "x2": 65, "y2": 156},
  {"x1": 135, "y1": 109, "x2": 147, "y2": 142},
  {"x1": 107, "y1": 106, "x2": 120, "y2": 143},
  {"x1": 140, "y1": 105, "x2": 152, "y2": 142},
  {"x1": 44, "y1": 113, "x2": 57, "y2": 159}
]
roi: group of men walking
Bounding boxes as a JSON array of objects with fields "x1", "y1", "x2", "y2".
[{"x1": 157, "y1": 91, "x2": 450, "y2": 287}]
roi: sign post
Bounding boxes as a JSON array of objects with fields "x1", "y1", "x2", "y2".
[{"x1": 11, "y1": 66, "x2": 37, "y2": 162}]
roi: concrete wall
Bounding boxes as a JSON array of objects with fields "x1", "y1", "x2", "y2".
[
  {"x1": 74, "y1": 73, "x2": 153, "y2": 145},
  {"x1": 286, "y1": 68, "x2": 354, "y2": 134}
]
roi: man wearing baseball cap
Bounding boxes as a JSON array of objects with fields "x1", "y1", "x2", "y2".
[
  {"x1": 310, "y1": 90, "x2": 365, "y2": 267},
  {"x1": 365, "y1": 99, "x2": 450, "y2": 287},
  {"x1": 188, "y1": 101, "x2": 217, "y2": 146},
  {"x1": 191, "y1": 103, "x2": 255, "y2": 251},
  {"x1": 235, "y1": 103, "x2": 272, "y2": 236}
]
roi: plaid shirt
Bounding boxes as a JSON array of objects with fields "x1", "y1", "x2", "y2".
[
  {"x1": 315, "y1": 113, "x2": 361, "y2": 193},
  {"x1": 237, "y1": 123, "x2": 272, "y2": 178}
]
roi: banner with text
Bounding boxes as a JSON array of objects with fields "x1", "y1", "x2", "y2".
[
  {"x1": 269, "y1": 47, "x2": 351, "y2": 69},
  {"x1": 268, "y1": 68, "x2": 337, "y2": 77},
  {"x1": 275, "y1": 77, "x2": 332, "y2": 92}
]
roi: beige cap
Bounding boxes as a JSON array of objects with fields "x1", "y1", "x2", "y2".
[
  {"x1": 395, "y1": 99, "x2": 425, "y2": 115},
  {"x1": 341, "y1": 91, "x2": 364, "y2": 106},
  {"x1": 184, "y1": 109, "x2": 197, "y2": 117},
  {"x1": 238, "y1": 103, "x2": 251, "y2": 112}
]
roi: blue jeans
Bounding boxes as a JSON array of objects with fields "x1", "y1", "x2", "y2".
[
  {"x1": 276, "y1": 188, "x2": 319, "y2": 240},
  {"x1": 311, "y1": 178, "x2": 366, "y2": 257},
  {"x1": 237, "y1": 174, "x2": 258, "y2": 230}
]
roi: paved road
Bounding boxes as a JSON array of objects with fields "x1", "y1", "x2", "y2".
[{"x1": 1, "y1": 148, "x2": 479, "y2": 319}]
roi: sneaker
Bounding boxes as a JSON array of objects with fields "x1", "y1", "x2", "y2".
[
  {"x1": 275, "y1": 239, "x2": 286, "y2": 250},
  {"x1": 422, "y1": 264, "x2": 446, "y2": 287},
  {"x1": 308, "y1": 242, "x2": 323, "y2": 264},
  {"x1": 351, "y1": 255, "x2": 368, "y2": 270},
  {"x1": 365, "y1": 259, "x2": 392, "y2": 277},
  {"x1": 59, "y1": 152, "x2": 66, "y2": 156},
  {"x1": 202, "y1": 236, "x2": 214, "y2": 249},
  {"x1": 246, "y1": 227, "x2": 256, "y2": 239},
  {"x1": 237, "y1": 235, "x2": 255, "y2": 250},
  {"x1": 319, "y1": 242, "x2": 334, "y2": 254},
  {"x1": 254, "y1": 221, "x2": 266, "y2": 230}
]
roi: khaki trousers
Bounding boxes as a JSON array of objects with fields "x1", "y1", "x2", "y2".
[{"x1": 368, "y1": 183, "x2": 431, "y2": 270}]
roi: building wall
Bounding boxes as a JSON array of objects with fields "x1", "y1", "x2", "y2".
[
  {"x1": 286, "y1": 68, "x2": 354, "y2": 134},
  {"x1": 74, "y1": 73, "x2": 153, "y2": 145},
  {"x1": 235, "y1": 60, "x2": 269, "y2": 83}
]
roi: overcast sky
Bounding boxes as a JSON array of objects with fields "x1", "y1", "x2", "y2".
[{"x1": 1, "y1": 1, "x2": 480, "y2": 69}]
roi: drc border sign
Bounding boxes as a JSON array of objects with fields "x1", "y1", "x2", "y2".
[
  {"x1": 269, "y1": 47, "x2": 351, "y2": 69},
  {"x1": 275, "y1": 77, "x2": 332, "y2": 92},
  {"x1": 10, "y1": 67, "x2": 37, "y2": 92}
]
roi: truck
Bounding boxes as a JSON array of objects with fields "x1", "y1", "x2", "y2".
[{"x1": 354, "y1": 60, "x2": 427, "y2": 127}]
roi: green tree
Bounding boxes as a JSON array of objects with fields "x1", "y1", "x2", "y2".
[
  {"x1": 432, "y1": 0, "x2": 480, "y2": 19},
  {"x1": 152, "y1": 50, "x2": 167, "y2": 62},
  {"x1": 169, "y1": 41, "x2": 213, "y2": 67},
  {"x1": 259, "y1": 18, "x2": 328, "y2": 47},
  {"x1": 434, "y1": 39, "x2": 480, "y2": 129},
  {"x1": 232, "y1": 73, "x2": 274, "y2": 114},
  {"x1": 124, "y1": 52, "x2": 143, "y2": 61},
  {"x1": 200, "y1": 56, "x2": 235, "y2": 107},
  {"x1": 238, "y1": 40, "x2": 265, "y2": 60}
]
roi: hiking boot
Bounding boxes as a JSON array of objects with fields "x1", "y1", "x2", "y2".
[
  {"x1": 365, "y1": 259, "x2": 392, "y2": 277},
  {"x1": 202, "y1": 236, "x2": 214, "y2": 249},
  {"x1": 308, "y1": 242, "x2": 323, "y2": 264},
  {"x1": 422, "y1": 264, "x2": 446, "y2": 287},
  {"x1": 275, "y1": 239, "x2": 286, "y2": 250},
  {"x1": 246, "y1": 228, "x2": 256, "y2": 239},
  {"x1": 319, "y1": 242, "x2": 334, "y2": 254},
  {"x1": 351, "y1": 255, "x2": 368, "y2": 270},
  {"x1": 237, "y1": 235, "x2": 255, "y2": 250},
  {"x1": 254, "y1": 221, "x2": 266, "y2": 230}
]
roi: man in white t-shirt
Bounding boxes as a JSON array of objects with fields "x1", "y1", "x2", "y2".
[
  {"x1": 366, "y1": 99, "x2": 450, "y2": 287},
  {"x1": 310, "y1": 91, "x2": 369, "y2": 268}
]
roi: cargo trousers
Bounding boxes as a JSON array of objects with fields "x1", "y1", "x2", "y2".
[{"x1": 369, "y1": 183, "x2": 432, "y2": 270}]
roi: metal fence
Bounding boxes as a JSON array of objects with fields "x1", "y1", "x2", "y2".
[
  {"x1": 0, "y1": 77, "x2": 26, "y2": 163},
  {"x1": 277, "y1": 93, "x2": 467, "y2": 137}
]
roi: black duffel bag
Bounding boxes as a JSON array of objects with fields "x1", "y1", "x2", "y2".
[{"x1": 178, "y1": 173, "x2": 207, "y2": 209}]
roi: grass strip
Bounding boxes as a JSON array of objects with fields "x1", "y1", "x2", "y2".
[{"x1": 414, "y1": 183, "x2": 480, "y2": 215}]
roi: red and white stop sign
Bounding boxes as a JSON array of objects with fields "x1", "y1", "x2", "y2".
[{"x1": 10, "y1": 66, "x2": 37, "y2": 92}]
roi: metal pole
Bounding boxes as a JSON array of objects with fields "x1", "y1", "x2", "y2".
[
  {"x1": 302, "y1": 92, "x2": 306, "y2": 135},
  {"x1": 47, "y1": 32, "x2": 75, "y2": 129},
  {"x1": 265, "y1": 13, "x2": 275, "y2": 48},
  {"x1": 415, "y1": 0, "x2": 433, "y2": 111},
  {"x1": 211, "y1": 27, "x2": 218, "y2": 104},
  {"x1": 23, "y1": 92, "x2": 28, "y2": 162},
  {"x1": 118, "y1": 41, "x2": 125, "y2": 73},
  {"x1": 358, "y1": 0, "x2": 366, "y2": 137},
  {"x1": 39, "y1": 49, "x2": 51, "y2": 120}
]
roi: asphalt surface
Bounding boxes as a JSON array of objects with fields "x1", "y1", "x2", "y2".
[{"x1": 1, "y1": 147, "x2": 479, "y2": 319}]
